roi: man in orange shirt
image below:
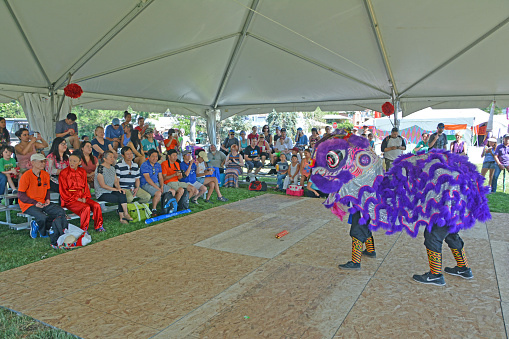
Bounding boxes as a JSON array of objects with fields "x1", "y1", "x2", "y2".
[
  {"x1": 161, "y1": 149, "x2": 198, "y2": 198},
  {"x1": 164, "y1": 129, "x2": 179, "y2": 152},
  {"x1": 18, "y1": 154, "x2": 68, "y2": 247}
]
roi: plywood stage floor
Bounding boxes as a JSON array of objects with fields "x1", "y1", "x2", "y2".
[{"x1": 1, "y1": 194, "x2": 508, "y2": 338}]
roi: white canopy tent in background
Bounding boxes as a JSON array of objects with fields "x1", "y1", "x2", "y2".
[
  {"x1": 1, "y1": 1, "x2": 509, "y2": 141},
  {"x1": 374, "y1": 108, "x2": 489, "y2": 131}
]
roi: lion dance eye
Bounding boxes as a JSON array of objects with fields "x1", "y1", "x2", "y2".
[{"x1": 326, "y1": 150, "x2": 344, "y2": 169}]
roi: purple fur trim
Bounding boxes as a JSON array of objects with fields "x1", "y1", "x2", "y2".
[{"x1": 322, "y1": 150, "x2": 491, "y2": 237}]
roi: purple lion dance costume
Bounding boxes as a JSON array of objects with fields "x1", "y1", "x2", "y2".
[{"x1": 310, "y1": 129, "x2": 491, "y2": 285}]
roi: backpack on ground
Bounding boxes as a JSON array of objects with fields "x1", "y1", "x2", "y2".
[
  {"x1": 127, "y1": 202, "x2": 152, "y2": 222},
  {"x1": 248, "y1": 180, "x2": 267, "y2": 191},
  {"x1": 161, "y1": 191, "x2": 177, "y2": 214},
  {"x1": 178, "y1": 189, "x2": 189, "y2": 211},
  {"x1": 286, "y1": 184, "x2": 304, "y2": 196}
]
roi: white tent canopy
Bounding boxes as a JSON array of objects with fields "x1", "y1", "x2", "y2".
[
  {"x1": 374, "y1": 108, "x2": 490, "y2": 131},
  {"x1": 2, "y1": 1, "x2": 509, "y2": 141}
]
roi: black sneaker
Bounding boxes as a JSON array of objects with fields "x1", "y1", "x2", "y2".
[
  {"x1": 338, "y1": 261, "x2": 361, "y2": 270},
  {"x1": 362, "y1": 249, "x2": 376, "y2": 258},
  {"x1": 245, "y1": 176, "x2": 251, "y2": 182},
  {"x1": 268, "y1": 169, "x2": 277, "y2": 175},
  {"x1": 444, "y1": 266, "x2": 473, "y2": 279},
  {"x1": 412, "y1": 272, "x2": 446, "y2": 286}
]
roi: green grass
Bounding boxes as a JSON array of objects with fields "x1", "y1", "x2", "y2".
[{"x1": 0, "y1": 308, "x2": 76, "y2": 339}]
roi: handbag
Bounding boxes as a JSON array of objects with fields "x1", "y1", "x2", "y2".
[
  {"x1": 248, "y1": 180, "x2": 267, "y2": 191},
  {"x1": 286, "y1": 184, "x2": 304, "y2": 196},
  {"x1": 127, "y1": 202, "x2": 152, "y2": 222}
]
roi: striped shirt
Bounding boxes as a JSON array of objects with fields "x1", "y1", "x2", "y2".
[{"x1": 115, "y1": 159, "x2": 140, "y2": 189}]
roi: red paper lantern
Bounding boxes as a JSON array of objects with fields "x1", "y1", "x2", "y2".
[
  {"x1": 381, "y1": 101, "x2": 394, "y2": 116},
  {"x1": 64, "y1": 83, "x2": 83, "y2": 99}
]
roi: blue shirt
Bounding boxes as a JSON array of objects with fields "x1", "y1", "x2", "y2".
[
  {"x1": 140, "y1": 160, "x2": 162, "y2": 186},
  {"x1": 494, "y1": 144, "x2": 509, "y2": 167},
  {"x1": 179, "y1": 161, "x2": 197, "y2": 183},
  {"x1": 105, "y1": 124, "x2": 124, "y2": 140},
  {"x1": 91, "y1": 138, "x2": 112, "y2": 157},
  {"x1": 295, "y1": 134, "x2": 308, "y2": 146}
]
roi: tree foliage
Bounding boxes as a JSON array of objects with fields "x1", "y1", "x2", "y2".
[
  {"x1": 218, "y1": 115, "x2": 252, "y2": 142},
  {"x1": 267, "y1": 110, "x2": 298, "y2": 138},
  {"x1": 0, "y1": 102, "x2": 26, "y2": 119},
  {"x1": 483, "y1": 104, "x2": 505, "y2": 115}
]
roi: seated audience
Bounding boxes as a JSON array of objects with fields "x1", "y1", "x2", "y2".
[
  {"x1": 239, "y1": 130, "x2": 248, "y2": 154},
  {"x1": 15, "y1": 128, "x2": 48, "y2": 174},
  {"x1": 140, "y1": 149, "x2": 178, "y2": 216},
  {"x1": 45, "y1": 137, "x2": 70, "y2": 193},
  {"x1": 195, "y1": 150, "x2": 228, "y2": 202},
  {"x1": 275, "y1": 153, "x2": 289, "y2": 191},
  {"x1": 224, "y1": 144, "x2": 244, "y2": 188},
  {"x1": 306, "y1": 178, "x2": 327, "y2": 198},
  {"x1": 0, "y1": 117, "x2": 10, "y2": 145},
  {"x1": 121, "y1": 123, "x2": 132, "y2": 147},
  {"x1": 450, "y1": 131, "x2": 467, "y2": 155},
  {"x1": 284, "y1": 154, "x2": 301, "y2": 189},
  {"x1": 294, "y1": 127, "x2": 308, "y2": 150},
  {"x1": 105, "y1": 118, "x2": 124, "y2": 150},
  {"x1": 164, "y1": 128, "x2": 179, "y2": 152},
  {"x1": 161, "y1": 149, "x2": 198, "y2": 199},
  {"x1": 153, "y1": 128, "x2": 164, "y2": 153},
  {"x1": 309, "y1": 127, "x2": 321, "y2": 144},
  {"x1": 79, "y1": 141, "x2": 98, "y2": 188},
  {"x1": 207, "y1": 144, "x2": 226, "y2": 173},
  {"x1": 368, "y1": 133, "x2": 375, "y2": 148},
  {"x1": 247, "y1": 126, "x2": 258, "y2": 139},
  {"x1": 55, "y1": 113, "x2": 80, "y2": 150},
  {"x1": 94, "y1": 150, "x2": 132, "y2": 224},
  {"x1": 323, "y1": 125, "x2": 332, "y2": 138},
  {"x1": 0, "y1": 145, "x2": 18, "y2": 192},
  {"x1": 261, "y1": 125, "x2": 273, "y2": 150},
  {"x1": 300, "y1": 148, "x2": 312, "y2": 186},
  {"x1": 59, "y1": 152, "x2": 104, "y2": 232},
  {"x1": 91, "y1": 126, "x2": 114, "y2": 158},
  {"x1": 274, "y1": 126, "x2": 281, "y2": 144},
  {"x1": 126, "y1": 129, "x2": 145, "y2": 166},
  {"x1": 270, "y1": 128, "x2": 293, "y2": 173},
  {"x1": 481, "y1": 137, "x2": 497, "y2": 191},
  {"x1": 180, "y1": 150, "x2": 207, "y2": 204},
  {"x1": 121, "y1": 111, "x2": 132, "y2": 130},
  {"x1": 221, "y1": 130, "x2": 239, "y2": 155},
  {"x1": 243, "y1": 134, "x2": 263, "y2": 181},
  {"x1": 256, "y1": 135, "x2": 271, "y2": 164},
  {"x1": 135, "y1": 116, "x2": 148, "y2": 135},
  {"x1": 142, "y1": 128, "x2": 160, "y2": 154},
  {"x1": 290, "y1": 147, "x2": 302, "y2": 163},
  {"x1": 115, "y1": 146, "x2": 151, "y2": 203},
  {"x1": 18, "y1": 153, "x2": 69, "y2": 244}
]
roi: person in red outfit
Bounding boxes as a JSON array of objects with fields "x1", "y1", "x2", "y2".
[{"x1": 59, "y1": 152, "x2": 104, "y2": 232}]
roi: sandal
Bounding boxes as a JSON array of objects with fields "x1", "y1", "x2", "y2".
[{"x1": 120, "y1": 219, "x2": 129, "y2": 224}]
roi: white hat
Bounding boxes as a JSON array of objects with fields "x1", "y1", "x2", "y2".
[
  {"x1": 30, "y1": 153, "x2": 46, "y2": 161},
  {"x1": 487, "y1": 137, "x2": 497, "y2": 143}
]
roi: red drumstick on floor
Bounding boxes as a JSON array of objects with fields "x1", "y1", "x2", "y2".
[{"x1": 275, "y1": 230, "x2": 288, "y2": 238}]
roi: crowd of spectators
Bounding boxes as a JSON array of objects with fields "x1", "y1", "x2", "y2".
[{"x1": 4, "y1": 109, "x2": 508, "y2": 248}]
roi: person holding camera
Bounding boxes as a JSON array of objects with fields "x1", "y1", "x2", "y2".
[
  {"x1": 161, "y1": 149, "x2": 199, "y2": 199},
  {"x1": 15, "y1": 128, "x2": 49, "y2": 174},
  {"x1": 115, "y1": 146, "x2": 151, "y2": 203},
  {"x1": 381, "y1": 127, "x2": 406, "y2": 170},
  {"x1": 195, "y1": 150, "x2": 228, "y2": 202}
]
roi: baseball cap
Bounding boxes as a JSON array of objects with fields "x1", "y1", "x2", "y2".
[
  {"x1": 229, "y1": 129, "x2": 235, "y2": 133},
  {"x1": 437, "y1": 123, "x2": 445, "y2": 128},
  {"x1": 487, "y1": 137, "x2": 497, "y2": 143},
  {"x1": 281, "y1": 128, "x2": 287, "y2": 132},
  {"x1": 504, "y1": 133, "x2": 509, "y2": 138},
  {"x1": 144, "y1": 128, "x2": 154, "y2": 135},
  {"x1": 182, "y1": 150, "x2": 191, "y2": 156},
  {"x1": 391, "y1": 127, "x2": 398, "y2": 132},
  {"x1": 297, "y1": 127, "x2": 302, "y2": 131},
  {"x1": 112, "y1": 118, "x2": 120, "y2": 125},
  {"x1": 197, "y1": 150, "x2": 209, "y2": 162},
  {"x1": 30, "y1": 153, "x2": 46, "y2": 161}
]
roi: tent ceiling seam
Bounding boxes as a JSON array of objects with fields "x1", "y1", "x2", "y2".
[
  {"x1": 248, "y1": 33, "x2": 391, "y2": 96},
  {"x1": 400, "y1": 15, "x2": 509, "y2": 96},
  {"x1": 212, "y1": 0, "x2": 259, "y2": 109},
  {"x1": 363, "y1": 0, "x2": 398, "y2": 97},
  {"x1": 73, "y1": 33, "x2": 240, "y2": 84},
  {"x1": 53, "y1": 0, "x2": 155, "y2": 90},
  {"x1": 4, "y1": 0, "x2": 51, "y2": 87}
]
